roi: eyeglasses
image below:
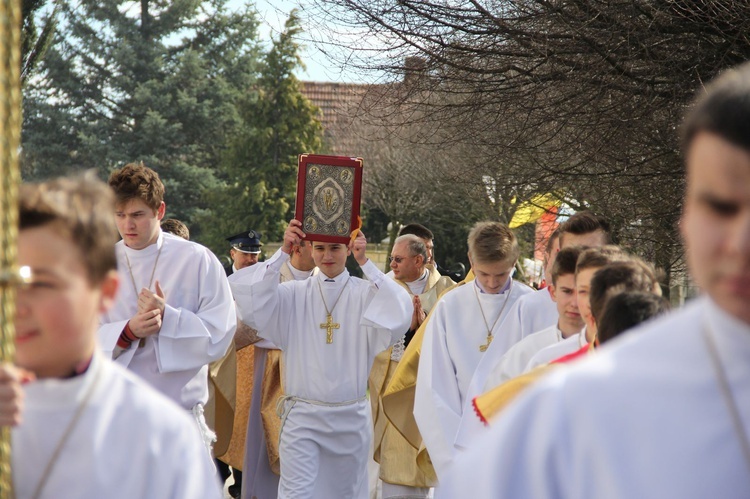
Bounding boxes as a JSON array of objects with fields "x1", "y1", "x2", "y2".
[{"x1": 388, "y1": 256, "x2": 410, "y2": 264}]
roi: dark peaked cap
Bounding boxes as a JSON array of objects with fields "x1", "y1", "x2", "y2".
[{"x1": 227, "y1": 230, "x2": 263, "y2": 254}]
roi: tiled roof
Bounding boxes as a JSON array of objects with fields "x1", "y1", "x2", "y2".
[{"x1": 300, "y1": 81, "x2": 373, "y2": 156}]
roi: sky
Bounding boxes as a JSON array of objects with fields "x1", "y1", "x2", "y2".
[{"x1": 229, "y1": 0, "x2": 359, "y2": 83}]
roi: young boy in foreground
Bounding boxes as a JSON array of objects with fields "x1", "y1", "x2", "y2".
[{"x1": 1, "y1": 175, "x2": 220, "y2": 498}]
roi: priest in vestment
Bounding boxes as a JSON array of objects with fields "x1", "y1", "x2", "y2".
[
  {"x1": 438, "y1": 62, "x2": 750, "y2": 499},
  {"x1": 229, "y1": 220, "x2": 412, "y2": 498},
  {"x1": 414, "y1": 221, "x2": 532, "y2": 481},
  {"x1": 369, "y1": 234, "x2": 455, "y2": 498},
  {"x1": 99, "y1": 163, "x2": 237, "y2": 450}
]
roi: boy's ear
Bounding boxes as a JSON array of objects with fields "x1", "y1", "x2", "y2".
[
  {"x1": 156, "y1": 201, "x2": 166, "y2": 221},
  {"x1": 547, "y1": 283, "x2": 557, "y2": 302},
  {"x1": 98, "y1": 270, "x2": 120, "y2": 314}
]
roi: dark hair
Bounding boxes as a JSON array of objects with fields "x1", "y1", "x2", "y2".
[
  {"x1": 108, "y1": 162, "x2": 165, "y2": 211},
  {"x1": 20, "y1": 174, "x2": 118, "y2": 284},
  {"x1": 161, "y1": 218, "x2": 190, "y2": 240},
  {"x1": 682, "y1": 62, "x2": 750, "y2": 153},
  {"x1": 598, "y1": 292, "x2": 670, "y2": 344},
  {"x1": 545, "y1": 228, "x2": 561, "y2": 255},
  {"x1": 589, "y1": 260, "x2": 661, "y2": 323},
  {"x1": 550, "y1": 246, "x2": 584, "y2": 285},
  {"x1": 558, "y1": 211, "x2": 611, "y2": 246},
  {"x1": 399, "y1": 223, "x2": 434, "y2": 241}
]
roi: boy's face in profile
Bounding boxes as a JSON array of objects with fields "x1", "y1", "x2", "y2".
[
  {"x1": 15, "y1": 226, "x2": 118, "y2": 378},
  {"x1": 575, "y1": 266, "x2": 600, "y2": 333},
  {"x1": 312, "y1": 242, "x2": 350, "y2": 278}
]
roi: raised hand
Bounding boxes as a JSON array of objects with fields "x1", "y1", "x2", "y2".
[
  {"x1": 283, "y1": 219, "x2": 306, "y2": 254},
  {"x1": 350, "y1": 230, "x2": 368, "y2": 266}
]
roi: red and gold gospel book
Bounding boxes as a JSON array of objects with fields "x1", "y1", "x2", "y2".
[{"x1": 294, "y1": 154, "x2": 363, "y2": 244}]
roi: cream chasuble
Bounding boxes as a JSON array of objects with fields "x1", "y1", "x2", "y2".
[
  {"x1": 229, "y1": 249, "x2": 412, "y2": 499},
  {"x1": 99, "y1": 231, "x2": 236, "y2": 410},
  {"x1": 438, "y1": 297, "x2": 750, "y2": 499},
  {"x1": 13, "y1": 352, "x2": 221, "y2": 499},
  {"x1": 370, "y1": 265, "x2": 455, "y2": 489},
  {"x1": 414, "y1": 278, "x2": 532, "y2": 480}
]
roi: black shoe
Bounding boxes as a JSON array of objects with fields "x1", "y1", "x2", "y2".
[{"x1": 228, "y1": 483, "x2": 241, "y2": 498}]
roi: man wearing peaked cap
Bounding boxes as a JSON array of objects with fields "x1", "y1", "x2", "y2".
[{"x1": 226, "y1": 230, "x2": 263, "y2": 275}]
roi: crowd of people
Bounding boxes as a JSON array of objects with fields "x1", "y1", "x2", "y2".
[{"x1": 1, "y1": 61, "x2": 749, "y2": 499}]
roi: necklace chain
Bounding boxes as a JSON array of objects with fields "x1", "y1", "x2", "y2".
[
  {"x1": 124, "y1": 242, "x2": 163, "y2": 295},
  {"x1": 31, "y1": 362, "x2": 102, "y2": 499},
  {"x1": 474, "y1": 280, "x2": 512, "y2": 350},
  {"x1": 317, "y1": 278, "x2": 349, "y2": 318},
  {"x1": 702, "y1": 319, "x2": 750, "y2": 474}
]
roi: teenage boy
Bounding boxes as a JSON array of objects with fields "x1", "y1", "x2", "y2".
[
  {"x1": 484, "y1": 246, "x2": 586, "y2": 389},
  {"x1": 413, "y1": 221, "x2": 532, "y2": 480},
  {"x1": 229, "y1": 219, "x2": 411, "y2": 498},
  {"x1": 99, "y1": 163, "x2": 236, "y2": 450},
  {"x1": 2, "y1": 175, "x2": 220, "y2": 498}
]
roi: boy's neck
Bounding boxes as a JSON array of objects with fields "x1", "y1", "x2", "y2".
[
  {"x1": 557, "y1": 321, "x2": 582, "y2": 339},
  {"x1": 34, "y1": 350, "x2": 95, "y2": 379}
]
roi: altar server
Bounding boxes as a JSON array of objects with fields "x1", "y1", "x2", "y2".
[
  {"x1": 229, "y1": 219, "x2": 411, "y2": 498},
  {"x1": 99, "y1": 162, "x2": 236, "y2": 450},
  {"x1": 438, "y1": 60, "x2": 750, "y2": 499},
  {"x1": 3, "y1": 175, "x2": 220, "y2": 499},
  {"x1": 413, "y1": 221, "x2": 532, "y2": 480}
]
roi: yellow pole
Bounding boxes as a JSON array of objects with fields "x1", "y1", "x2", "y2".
[{"x1": 0, "y1": 0, "x2": 22, "y2": 496}]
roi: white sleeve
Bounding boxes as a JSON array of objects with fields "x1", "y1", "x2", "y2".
[
  {"x1": 413, "y1": 301, "x2": 463, "y2": 480},
  {"x1": 229, "y1": 248, "x2": 294, "y2": 350},
  {"x1": 437, "y1": 376, "x2": 570, "y2": 498},
  {"x1": 360, "y1": 259, "x2": 412, "y2": 346},
  {"x1": 154, "y1": 249, "x2": 237, "y2": 373}
]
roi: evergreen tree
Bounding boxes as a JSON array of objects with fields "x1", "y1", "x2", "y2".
[
  {"x1": 21, "y1": 0, "x2": 262, "y2": 237},
  {"x1": 22, "y1": 0, "x2": 59, "y2": 82},
  {"x1": 201, "y1": 10, "x2": 323, "y2": 252}
]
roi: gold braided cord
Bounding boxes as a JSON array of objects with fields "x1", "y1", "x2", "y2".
[{"x1": 0, "y1": 0, "x2": 22, "y2": 497}]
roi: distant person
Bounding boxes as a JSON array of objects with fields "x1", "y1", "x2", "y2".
[
  {"x1": 371, "y1": 233, "x2": 455, "y2": 498},
  {"x1": 226, "y1": 230, "x2": 263, "y2": 274},
  {"x1": 161, "y1": 218, "x2": 190, "y2": 240}
]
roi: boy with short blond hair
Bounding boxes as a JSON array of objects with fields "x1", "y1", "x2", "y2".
[
  {"x1": 414, "y1": 221, "x2": 533, "y2": 480},
  {"x1": 3, "y1": 175, "x2": 220, "y2": 498}
]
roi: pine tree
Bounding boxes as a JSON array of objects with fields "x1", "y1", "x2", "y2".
[
  {"x1": 200, "y1": 10, "x2": 323, "y2": 251},
  {"x1": 21, "y1": 0, "x2": 262, "y2": 237}
]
